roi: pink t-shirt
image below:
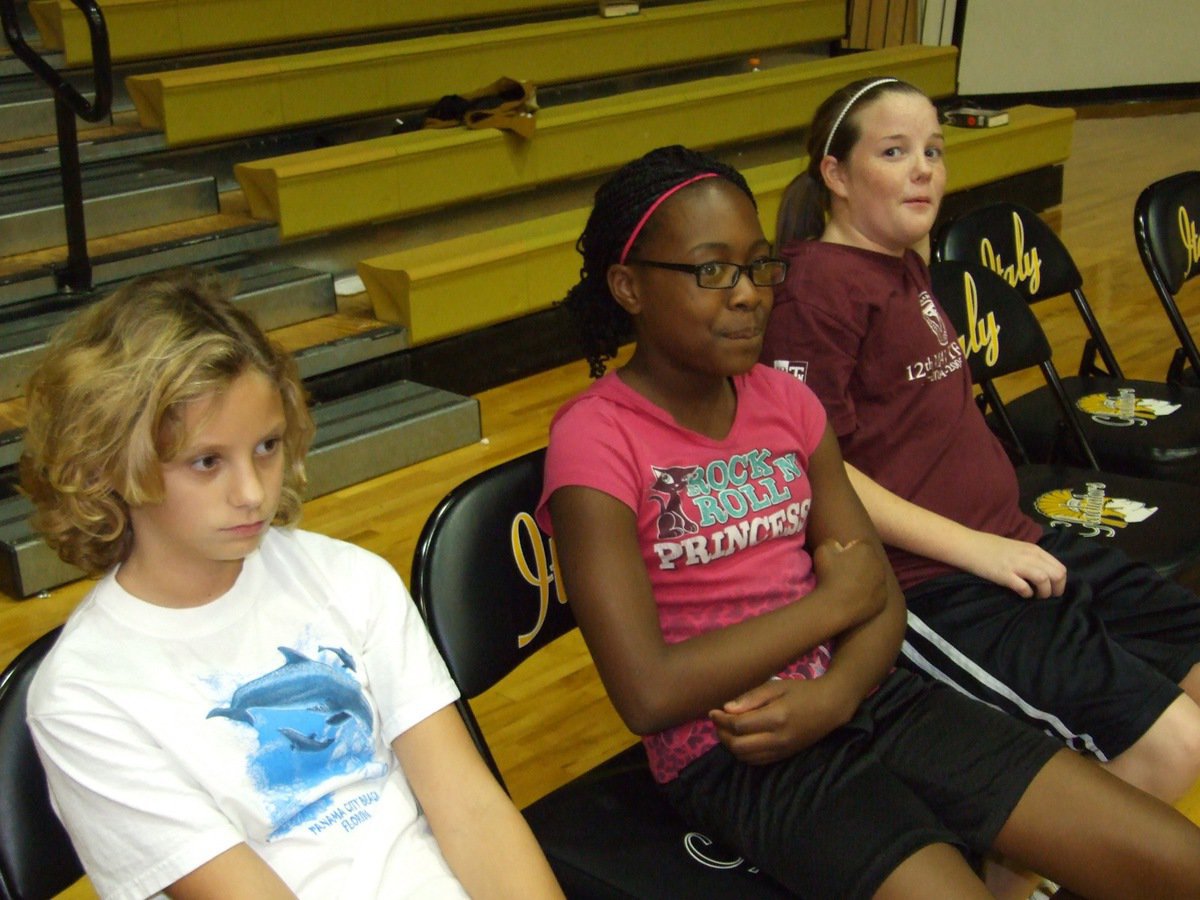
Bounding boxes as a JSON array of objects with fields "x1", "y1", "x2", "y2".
[{"x1": 536, "y1": 364, "x2": 831, "y2": 782}]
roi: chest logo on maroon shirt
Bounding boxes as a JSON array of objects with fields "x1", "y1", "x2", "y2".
[
  {"x1": 918, "y1": 290, "x2": 949, "y2": 346},
  {"x1": 905, "y1": 290, "x2": 964, "y2": 385},
  {"x1": 771, "y1": 359, "x2": 808, "y2": 382}
]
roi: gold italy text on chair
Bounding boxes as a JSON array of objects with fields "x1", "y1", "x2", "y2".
[
  {"x1": 410, "y1": 449, "x2": 793, "y2": 898},
  {"x1": 1134, "y1": 171, "x2": 1200, "y2": 388},
  {"x1": 937, "y1": 201, "x2": 1200, "y2": 485}
]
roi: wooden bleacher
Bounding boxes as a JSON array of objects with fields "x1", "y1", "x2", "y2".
[
  {"x1": 26, "y1": 0, "x2": 607, "y2": 65},
  {"x1": 357, "y1": 104, "x2": 1075, "y2": 346},
  {"x1": 235, "y1": 44, "x2": 960, "y2": 239},
  {"x1": 125, "y1": 0, "x2": 845, "y2": 146}
]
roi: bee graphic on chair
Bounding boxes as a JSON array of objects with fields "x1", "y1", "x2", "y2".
[
  {"x1": 1033, "y1": 483, "x2": 1159, "y2": 538},
  {"x1": 1075, "y1": 390, "x2": 1182, "y2": 426}
]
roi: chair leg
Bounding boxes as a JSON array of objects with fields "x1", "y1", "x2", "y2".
[{"x1": 1168, "y1": 348, "x2": 1191, "y2": 386}]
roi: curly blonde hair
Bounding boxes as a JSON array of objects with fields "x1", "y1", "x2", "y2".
[{"x1": 19, "y1": 268, "x2": 316, "y2": 577}]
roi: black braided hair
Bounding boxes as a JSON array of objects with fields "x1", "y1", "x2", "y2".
[{"x1": 564, "y1": 145, "x2": 756, "y2": 378}]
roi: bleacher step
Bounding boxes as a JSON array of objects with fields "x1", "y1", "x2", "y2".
[
  {"x1": 293, "y1": 325, "x2": 408, "y2": 381},
  {"x1": 0, "y1": 302, "x2": 70, "y2": 404},
  {"x1": 0, "y1": 128, "x2": 168, "y2": 179},
  {"x1": 0, "y1": 160, "x2": 219, "y2": 255},
  {"x1": 213, "y1": 259, "x2": 337, "y2": 331},
  {"x1": 0, "y1": 52, "x2": 62, "y2": 79},
  {"x1": 304, "y1": 380, "x2": 480, "y2": 497},
  {"x1": 0, "y1": 219, "x2": 280, "y2": 308},
  {"x1": 0, "y1": 379, "x2": 480, "y2": 597},
  {"x1": 0, "y1": 79, "x2": 69, "y2": 143},
  {"x1": 0, "y1": 492, "x2": 67, "y2": 599},
  {"x1": 0, "y1": 71, "x2": 135, "y2": 142},
  {"x1": 0, "y1": 430, "x2": 20, "y2": 471},
  {"x1": 0, "y1": 261, "x2": 338, "y2": 401},
  {"x1": 0, "y1": 269, "x2": 58, "y2": 311}
]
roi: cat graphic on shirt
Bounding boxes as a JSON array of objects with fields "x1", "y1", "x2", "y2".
[{"x1": 649, "y1": 465, "x2": 701, "y2": 539}]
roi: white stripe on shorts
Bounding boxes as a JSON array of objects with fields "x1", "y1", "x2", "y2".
[{"x1": 902, "y1": 610, "x2": 1106, "y2": 761}]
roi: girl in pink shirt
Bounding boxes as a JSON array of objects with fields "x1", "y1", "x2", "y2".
[{"x1": 537, "y1": 144, "x2": 1200, "y2": 899}]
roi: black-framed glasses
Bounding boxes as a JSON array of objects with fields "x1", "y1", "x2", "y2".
[{"x1": 626, "y1": 257, "x2": 789, "y2": 289}]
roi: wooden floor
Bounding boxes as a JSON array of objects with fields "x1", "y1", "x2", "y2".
[{"x1": 4, "y1": 102, "x2": 1200, "y2": 898}]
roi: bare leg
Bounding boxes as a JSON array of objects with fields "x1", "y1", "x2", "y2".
[
  {"x1": 873, "y1": 842, "x2": 992, "y2": 900},
  {"x1": 1180, "y1": 662, "x2": 1200, "y2": 704},
  {"x1": 982, "y1": 857, "x2": 1040, "y2": 900},
  {"x1": 1103, "y1": 694, "x2": 1200, "y2": 802},
  {"x1": 995, "y1": 749, "x2": 1200, "y2": 899}
]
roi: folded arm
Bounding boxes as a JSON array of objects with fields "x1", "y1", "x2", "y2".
[
  {"x1": 710, "y1": 427, "x2": 907, "y2": 764},
  {"x1": 548, "y1": 425, "x2": 890, "y2": 738}
]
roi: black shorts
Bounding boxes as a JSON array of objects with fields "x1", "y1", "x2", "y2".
[
  {"x1": 902, "y1": 528, "x2": 1200, "y2": 760},
  {"x1": 663, "y1": 668, "x2": 1060, "y2": 900}
]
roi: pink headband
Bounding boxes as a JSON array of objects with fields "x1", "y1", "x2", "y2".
[{"x1": 618, "y1": 172, "x2": 719, "y2": 264}]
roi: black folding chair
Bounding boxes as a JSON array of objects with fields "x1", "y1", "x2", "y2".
[
  {"x1": 411, "y1": 449, "x2": 792, "y2": 899},
  {"x1": 0, "y1": 627, "x2": 85, "y2": 900},
  {"x1": 931, "y1": 260, "x2": 1200, "y2": 588},
  {"x1": 937, "y1": 201, "x2": 1200, "y2": 485},
  {"x1": 1134, "y1": 170, "x2": 1200, "y2": 386}
]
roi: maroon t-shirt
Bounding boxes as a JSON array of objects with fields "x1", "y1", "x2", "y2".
[{"x1": 761, "y1": 240, "x2": 1041, "y2": 590}]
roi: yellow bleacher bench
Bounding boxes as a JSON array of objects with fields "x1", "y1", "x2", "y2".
[
  {"x1": 357, "y1": 105, "x2": 1075, "y2": 346},
  {"x1": 125, "y1": 0, "x2": 846, "y2": 147},
  {"x1": 236, "y1": 44, "x2": 961, "y2": 241},
  {"x1": 29, "y1": 0, "x2": 607, "y2": 66}
]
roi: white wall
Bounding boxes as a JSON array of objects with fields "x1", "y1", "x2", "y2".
[{"x1": 920, "y1": 0, "x2": 1200, "y2": 95}]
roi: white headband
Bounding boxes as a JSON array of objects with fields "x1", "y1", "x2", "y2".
[{"x1": 822, "y1": 77, "x2": 899, "y2": 160}]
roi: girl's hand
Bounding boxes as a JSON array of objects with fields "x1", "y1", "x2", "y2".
[
  {"x1": 956, "y1": 532, "x2": 1067, "y2": 599},
  {"x1": 709, "y1": 677, "x2": 854, "y2": 765},
  {"x1": 811, "y1": 537, "x2": 889, "y2": 628}
]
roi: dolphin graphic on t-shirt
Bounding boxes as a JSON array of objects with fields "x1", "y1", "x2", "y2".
[{"x1": 207, "y1": 646, "x2": 372, "y2": 727}]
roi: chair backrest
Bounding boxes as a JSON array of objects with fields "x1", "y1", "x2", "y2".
[
  {"x1": 0, "y1": 627, "x2": 84, "y2": 900},
  {"x1": 936, "y1": 200, "x2": 1082, "y2": 300},
  {"x1": 937, "y1": 200, "x2": 1122, "y2": 379},
  {"x1": 1135, "y1": 170, "x2": 1200, "y2": 296},
  {"x1": 411, "y1": 448, "x2": 572, "y2": 785},
  {"x1": 930, "y1": 260, "x2": 1054, "y2": 382},
  {"x1": 931, "y1": 260, "x2": 1099, "y2": 470},
  {"x1": 1134, "y1": 170, "x2": 1200, "y2": 380}
]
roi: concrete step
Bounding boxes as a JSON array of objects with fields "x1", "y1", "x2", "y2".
[
  {"x1": 0, "y1": 78, "x2": 75, "y2": 142},
  {"x1": 0, "y1": 260, "x2": 338, "y2": 401},
  {"x1": 293, "y1": 324, "x2": 408, "y2": 381},
  {"x1": 0, "y1": 159, "x2": 220, "y2": 255},
  {"x1": 0, "y1": 379, "x2": 480, "y2": 597},
  {"x1": 0, "y1": 430, "x2": 20, "y2": 471},
  {"x1": 213, "y1": 258, "x2": 336, "y2": 332},
  {"x1": 0, "y1": 66, "x2": 135, "y2": 141},
  {"x1": 0, "y1": 218, "x2": 280, "y2": 308},
  {"x1": 304, "y1": 379, "x2": 480, "y2": 497},
  {"x1": 0, "y1": 125, "x2": 167, "y2": 179}
]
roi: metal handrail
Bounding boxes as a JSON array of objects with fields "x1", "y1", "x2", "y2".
[{"x1": 1, "y1": 0, "x2": 112, "y2": 292}]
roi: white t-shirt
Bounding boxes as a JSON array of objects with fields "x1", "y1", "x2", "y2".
[{"x1": 27, "y1": 528, "x2": 467, "y2": 900}]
